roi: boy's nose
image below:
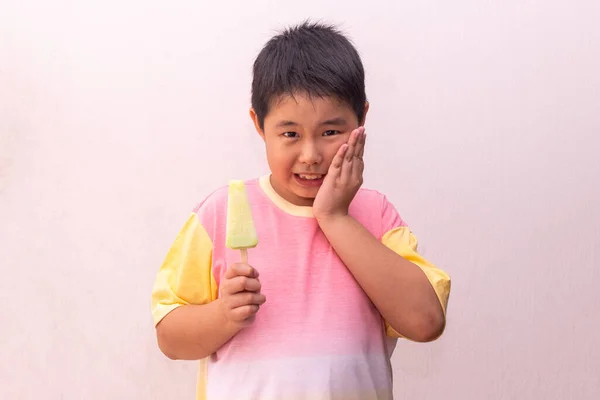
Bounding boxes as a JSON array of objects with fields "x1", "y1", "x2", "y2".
[{"x1": 298, "y1": 142, "x2": 322, "y2": 165}]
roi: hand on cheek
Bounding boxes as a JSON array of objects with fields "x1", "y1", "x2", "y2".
[{"x1": 313, "y1": 127, "x2": 366, "y2": 221}]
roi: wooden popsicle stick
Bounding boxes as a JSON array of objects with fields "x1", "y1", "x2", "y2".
[{"x1": 240, "y1": 248, "x2": 248, "y2": 264}]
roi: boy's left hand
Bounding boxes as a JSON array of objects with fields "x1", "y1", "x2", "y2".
[{"x1": 313, "y1": 126, "x2": 366, "y2": 221}]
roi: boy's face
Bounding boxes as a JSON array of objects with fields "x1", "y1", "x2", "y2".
[{"x1": 251, "y1": 93, "x2": 368, "y2": 207}]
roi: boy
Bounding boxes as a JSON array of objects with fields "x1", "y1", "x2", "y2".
[{"x1": 151, "y1": 21, "x2": 451, "y2": 400}]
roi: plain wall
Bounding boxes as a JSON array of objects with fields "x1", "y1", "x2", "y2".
[{"x1": 1, "y1": 0, "x2": 599, "y2": 398}]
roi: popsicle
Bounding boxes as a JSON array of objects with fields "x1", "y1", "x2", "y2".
[{"x1": 226, "y1": 180, "x2": 258, "y2": 263}]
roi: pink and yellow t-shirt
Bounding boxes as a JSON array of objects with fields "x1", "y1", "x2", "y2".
[{"x1": 151, "y1": 175, "x2": 451, "y2": 400}]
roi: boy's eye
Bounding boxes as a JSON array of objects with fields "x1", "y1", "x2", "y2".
[
  {"x1": 282, "y1": 132, "x2": 299, "y2": 138},
  {"x1": 323, "y1": 130, "x2": 340, "y2": 137}
]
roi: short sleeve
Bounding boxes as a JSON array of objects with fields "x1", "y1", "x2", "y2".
[
  {"x1": 379, "y1": 196, "x2": 451, "y2": 338},
  {"x1": 151, "y1": 212, "x2": 218, "y2": 326}
]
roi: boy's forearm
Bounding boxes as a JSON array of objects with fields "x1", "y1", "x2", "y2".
[
  {"x1": 317, "y1": 215, "x2": 445, "y2": 342},
  {"x1": 156, "y1": 299, "x2": 240, "y2": 360}
]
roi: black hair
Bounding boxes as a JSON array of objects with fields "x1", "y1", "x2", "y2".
[{"x1": 251, "y1": 21, "x2": 366, "y2": 129}]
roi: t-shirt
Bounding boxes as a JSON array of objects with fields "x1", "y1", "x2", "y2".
[{"x1": 151, "y1": 175, "x2": 451, "y2": 400}]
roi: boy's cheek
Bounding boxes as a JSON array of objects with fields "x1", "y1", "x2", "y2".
[
  {"x1": 323, "y1": 143, "x2": 344, "y2": 163},
  {"x1": 265, "y1": 147, "x2": 287, "y2": 165}
]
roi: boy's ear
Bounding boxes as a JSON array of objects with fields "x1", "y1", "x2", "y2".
[
  {"x1": 361, "y1": 101, "x2": 370, "y2": 126},
  {"x1": 249, "y1": 108, "x2": 265, "y2": 140}
]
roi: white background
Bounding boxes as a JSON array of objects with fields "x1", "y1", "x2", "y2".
[{"x1": 1, "y1": 0, "x2": 599, "y2": 398}]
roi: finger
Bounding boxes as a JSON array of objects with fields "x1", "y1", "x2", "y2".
[
  {"x1": 352, "y1": 131, "x2": 366, "y2": 177},
  {"x1": 329, "y1": 143, "x2": 348, "y2": 172},
  {"x1": 228, "y1": 292, "x2": 266, "y2": 309},
  {"x1": 230, "y1": 304, "x2": 260, "y2": 322},
  {"x1": 341, "y1": 129, "x2": 361, "y2": 181},
  {"x1": 357, "y1": 128, "x2": 366, "y2": 158},
  {"x1": 233, "y1": 263, "x2": 259, "y2": 278},
  {"x1": 224, "y1": 263, "x2": 258, "y2": 279},
  {"x1": 221, "y1": 277, "x2": 256, "y2": 296},
  {"x1": 237, "y1": 276, "x2": 261, "y2": 292},
  {"x1": 345, "y1": 128, "x2": 361, "y2": 161},
  {"x1": 222, "y1": 276, "x2": 261, "y2": 295},
  {"x1": 351, "y1": 152, "x2": 364, "y2": 178},
  {"x1": 352, "y1": 156, "x2": 365, "y2": 182}
]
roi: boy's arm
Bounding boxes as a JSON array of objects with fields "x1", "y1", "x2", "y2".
[
  {"x1": 155, "y1": 260, "x2": 265, "y2": 360},
  {"x1": 156, "y1": 301, "x2": 241, "y2": 360},
  {"x1": 317, "y1": 214, "x2": 447, "y2": 342},
  {"x1": 156, "y1": 301, "x2": 239, "y2": 360},
  {"x1": 151, "y1": 211, "x2": 223, "y2": 360},
  {"x1": 313, "y1": 127, "x2": 450, "y2": 342},
  {"x1": 152, "y1": 211, "x2": 265, "y2": 360}
]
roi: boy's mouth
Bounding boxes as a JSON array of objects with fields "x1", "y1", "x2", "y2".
[{"x1": 294, "y1": 173, "x2": 325, "y2": 187}]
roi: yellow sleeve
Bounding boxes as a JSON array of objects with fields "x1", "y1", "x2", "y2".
[
  {"x1": 381, "y1": 227, "x2": 451, "y2": 338},
  {"x1": 151, "y1": 212, "x2": 218, "y2": 326}
]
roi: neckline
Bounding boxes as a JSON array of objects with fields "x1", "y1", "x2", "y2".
[{"x1": 258, "y1": 175, "x2": 315, "y2": 218}]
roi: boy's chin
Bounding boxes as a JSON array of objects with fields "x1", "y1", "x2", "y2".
[
  {"x1": 291, "y1": 185, "x2": 319, "y2": 197},
  {"x1": 288, "y1": 186, "x2": 318, "y2": 205}
]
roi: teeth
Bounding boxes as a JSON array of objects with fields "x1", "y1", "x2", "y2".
[{"x1": 298, "y1": 174, "x2": 323, "y2": 180}]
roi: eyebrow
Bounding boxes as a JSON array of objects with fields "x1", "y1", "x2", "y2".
[
  {"x1": 275, "y1": 117, "x2": 347, "y2": 128},
  {"x1": 275, "y1": 120, "x2": 299, "y2": 128},
  {"x1": 320, "y1": 117, "x2": 347, "y2": 126}
]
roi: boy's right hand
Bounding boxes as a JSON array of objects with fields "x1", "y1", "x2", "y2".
[{"x1": 219, "y1": 263, "x2": 266, "y2": 327}]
